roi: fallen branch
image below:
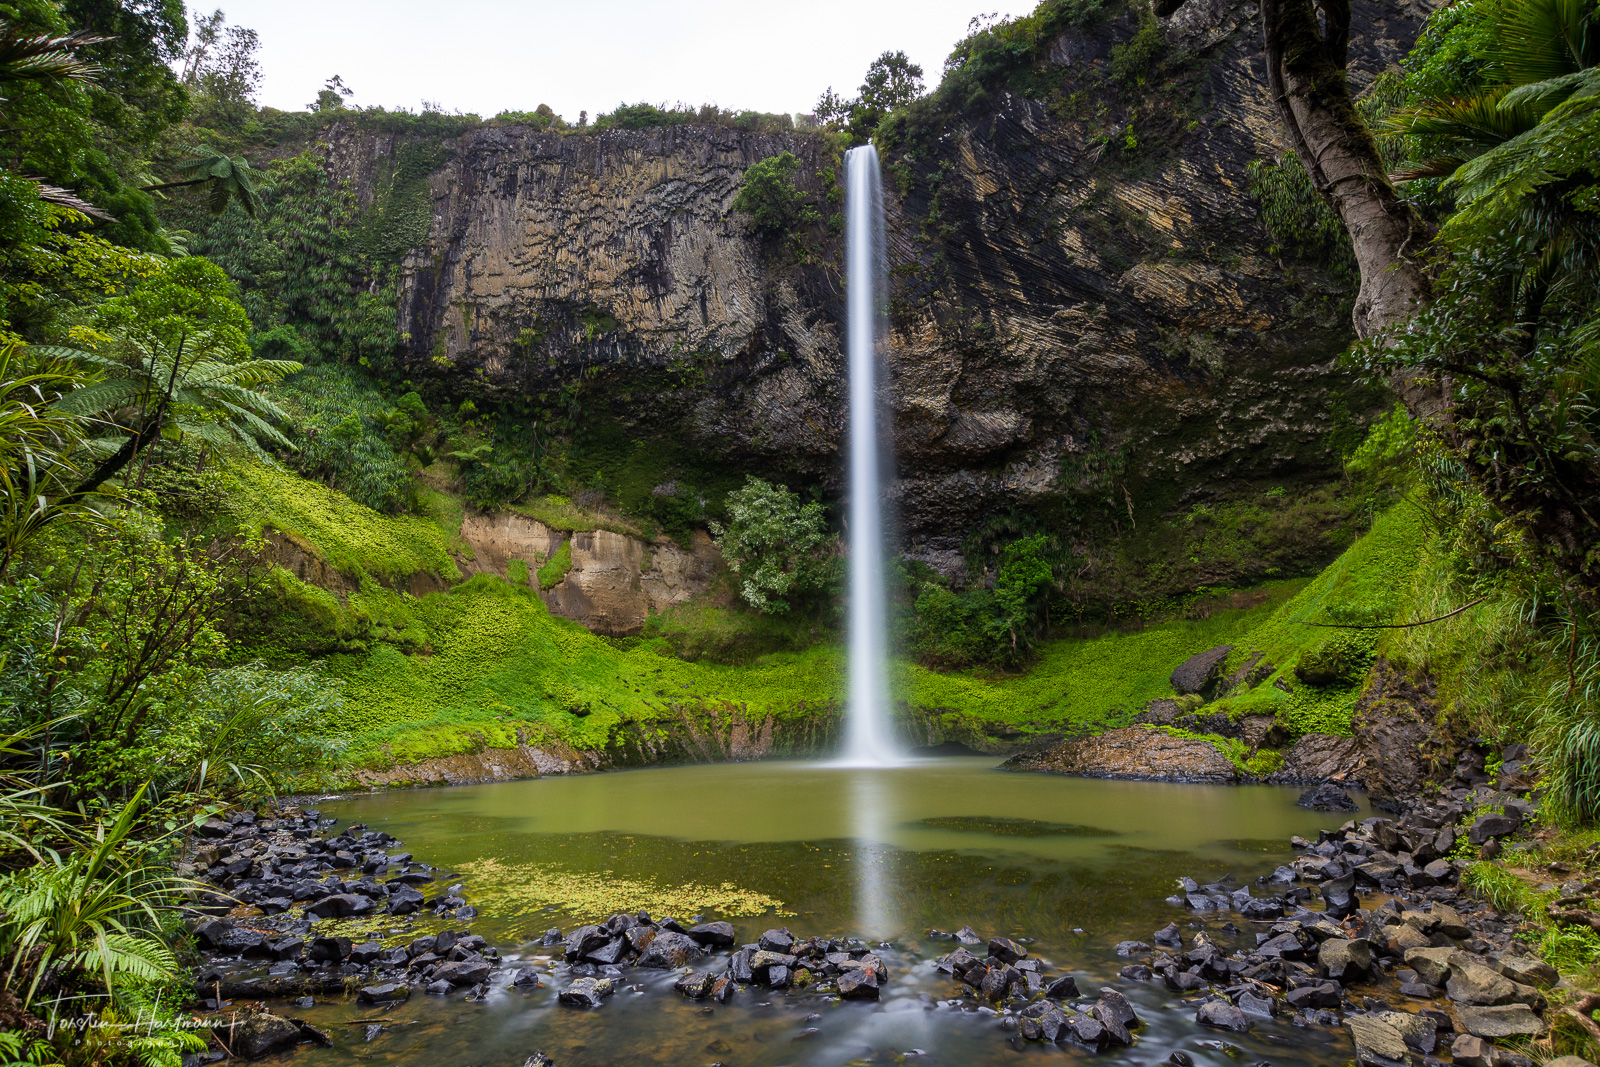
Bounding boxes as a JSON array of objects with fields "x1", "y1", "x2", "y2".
[
  {"x1": 1293, "y1": 597, "x2": 1486, "y2": 630},
  {"x1": 1563, "y1": 993, "x2": 1600, "y2": 1044},
  {"x1": 1548, "y1": 907, "x2": 1600, "y2": 933}
]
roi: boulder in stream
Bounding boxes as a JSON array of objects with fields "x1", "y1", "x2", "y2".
[
  {"x1": 1298, "y1": 783, "x2": 1359, "y2": 811},
  {"x1": 837, "y1": 967, "x2": 880, "y2": 999},
  {"x1": 674, "y1": 970, "x2": 716, "y2": 999},
  {"x1": 1195, "y1": 1000, "x2": 1252, "y2": 1032},
  {"x1": 557, "y1": 977, "x2": 614, "y2": 1009},
  {"x1": 687, "y1": 921, "x2": 735, "y2": 947},
  {"x1": 226, "y1": 1014, "x2": 303, "y2": 1059}
]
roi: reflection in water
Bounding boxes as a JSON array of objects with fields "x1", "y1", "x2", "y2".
[{"x1": 850, "y1": 769, "x2": 891, "y2": 940}]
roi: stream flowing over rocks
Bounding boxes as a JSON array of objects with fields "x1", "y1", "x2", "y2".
[{"x1": 174, "y1": 740, "x2": 1578, "y2": 1067}]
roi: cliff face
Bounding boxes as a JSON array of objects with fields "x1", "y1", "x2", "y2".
[{"x1": 315, "y1": 0, "x2": 1430, "y2": 577}]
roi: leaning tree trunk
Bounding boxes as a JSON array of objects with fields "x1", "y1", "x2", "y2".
[
  {"x1": 1255, "y1": 0, "x2": 1452, "y2": 419},
  {"x1": 1260, "y1": 0, "x2": 1431, "y2": 336},
  {"x1": 1160, "y1": 0, "x2": 1600, "y2": 592}
]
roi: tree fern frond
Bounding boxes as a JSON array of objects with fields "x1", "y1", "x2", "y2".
[{"x1": 52, "y1": 379, "x2": 146, "y2": 417}]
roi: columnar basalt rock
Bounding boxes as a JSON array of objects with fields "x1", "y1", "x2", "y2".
[{"x1": 307, "y1": 0, "x2": 1430, "y2": 570}]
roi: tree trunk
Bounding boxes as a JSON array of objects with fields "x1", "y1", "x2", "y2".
[
  {"x1": 1255, "y1": 0, "x2": 1452, "y2": 421},
  {"x1": 1260, "y1": 0, "x2": 1430, "y2": 332}
]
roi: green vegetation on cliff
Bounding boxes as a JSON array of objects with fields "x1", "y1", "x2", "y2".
[{"x1": 211, "y1": 455, "x2": 1311, "y2": 770}]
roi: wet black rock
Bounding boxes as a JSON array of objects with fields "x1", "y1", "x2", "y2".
[
  {"x1": 1321, "y1": 873, "x2": 1359, "y2": 917},
  {"x1": 540, "y1": 928, "x2": 563, "y2": 946},
  {"x1": 1153, "y1": 923, "x2": 1182, "y2": 947},
  {"x1": 758, "y1": 928, "x2": 794, "y2": 952},
  {"x1": 305, "y1": 893, "x2": 373, "y2": 918},
  {"x1": 1115, "y1": 940, "x2": 1151, "y2": 956},
  {"x1": 674, "y1": 971, "x2": 716, "y2": 999},
  {"x1": 838, "y1": 967, "x2": 880, "y2": 999},
  {"x1": 226, "y1": 1014, "x2": 303, "y2": 1059},
  {"x1": 1284, "y1": 981, "x2": 1342, "y2": 1010},
  {"x1": 564, "y1": 926, "x2": 610, "y2": 960},
  {"x1": 639, "y1": 931, "x2": 704, "y2": 969},
  {"x1": 434, "y1": 960, "x2": 492, "y2": 987},
  {"x1": 1319, "y1": 938, "x2": 1374, "y2": 981},
  {"x1": 216, "y1": 928, "x2": 269, "y2": 956},
  {"x1": 1066, "y1": 1013, "x2": 1106, "y2": 1048},
  {"x1": 1467, "y1": 813, "x2": 1522, "y2": 846},
  {"x1": 585, "y1": 937, "x2": 627, "y2": 965},
  {"x1": 387, "y1": 887, "x2": 425, "y2": 915},
  {"x1": 750, "y1": 949, "x2": 797, "y2": 974},
  {"x1": 557, "y1": 977, "x2": 615, "y2": 1009},
  {"x1": 954, "y1": 926, "x2": 982, "y2": 945},
  {"x1": 1196, "y1": 1000, "x2": 1252, "y2": 1032},
  {"x1": 356, "y1": 983, "x2": 409, "y2": 1004},
  {"x1": 988, "y1": 936, "x2": 1027, "y2": 963},
  {"x1": 512, "y1": 967, "x2": 540, "y2": 987},
  {"x1": 687, "y1": 922, "x2": 736, "y2": 947},
  {"x1": 523, "y1": 1054, "x2": 555, "y2": 1067},
  {"x1": 1096, "y1": 988, "x2": 1139, "y2": 1029},
  {"x1": 1236, "y1": 990, "x2": 1276, "y2": 1017},
  {"x1": 309, "y1": 936, "x2": 351, "y2": 963},
  {"x1": 1120, "y1": 964, "x2": 1153, "y2": 981},
  {"x1": 1044, "y1": 975, "x2": 1080, "y2": 999}
]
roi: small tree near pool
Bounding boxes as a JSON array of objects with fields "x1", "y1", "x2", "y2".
[{"x1": 709, "y1": 477, "x2": 831, "y2": 614}]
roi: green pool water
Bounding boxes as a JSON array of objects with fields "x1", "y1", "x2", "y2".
[{"x1": 289, "y1": 757, "x2": 1361, "y2": 1067}]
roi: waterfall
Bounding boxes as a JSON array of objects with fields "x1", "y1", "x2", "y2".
[{"x1": 840, "y1": 144, "x2": 903, "y2": 768}]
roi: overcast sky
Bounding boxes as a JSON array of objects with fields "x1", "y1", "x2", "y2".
[{"x1": 207, "y1": 0, "x2": 1036, "y2": 120}]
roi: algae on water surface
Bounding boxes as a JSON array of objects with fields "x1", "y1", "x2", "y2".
[{"x1": 457, "y1": 856, "x2": 792, "y2": 925}]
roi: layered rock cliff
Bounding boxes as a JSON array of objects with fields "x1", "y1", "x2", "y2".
[{"x1": 311, "y1": 0, "x2": 1430, "y2": 580}]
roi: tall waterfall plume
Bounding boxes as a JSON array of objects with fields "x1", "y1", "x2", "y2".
[{"x1": 840, "y1": 144, "x2": 903, "y2": 768}]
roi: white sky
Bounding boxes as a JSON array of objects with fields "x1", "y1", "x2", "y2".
[{"x1": 207, "y1": 0, "x2": 1037, "y2": 120}]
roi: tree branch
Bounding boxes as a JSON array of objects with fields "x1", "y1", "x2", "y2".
[{"x1": 1294, "y1": 597, "x2": 1486, "y2": 629}]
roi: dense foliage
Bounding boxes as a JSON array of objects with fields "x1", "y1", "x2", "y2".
[
  {"x1": 708, "y1": 477, "x2": 835, "y2": 614},
  {"x1": 815, "y1": 50, "x2": 926, "y2": 144}
]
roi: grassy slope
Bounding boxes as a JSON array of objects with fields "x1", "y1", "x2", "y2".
[
  {"x1": 326, "y1": 578, "x2": 1300, "y2": 768},
  {"x1": 224, "y1": 462, "x2": 465, "y2": 582},
  {"x1": 1205, "y1": 504, "x2": 1430, "y2": 734},
  {"x1": 223, "y1": 461, "x2": 1434, "y2": 771}
]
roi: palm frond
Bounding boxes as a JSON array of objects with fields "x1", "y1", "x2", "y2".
[
  {"x1": 0, "y1": 28, "x2": 107, "y2": 87},
  {"x1": 1501, "y1": 66, "x2": 1600, "y2": 112},
  {"x1": 1497, "y1": 0, "x2": 1598, "y2": 85}
]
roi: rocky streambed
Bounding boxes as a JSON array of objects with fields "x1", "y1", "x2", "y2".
[{"x1": 177, "y1": 752, "x2": 1587, "y2": 1067}]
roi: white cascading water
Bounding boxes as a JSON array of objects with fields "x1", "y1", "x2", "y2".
[{"x1": 840, "y1": 144, "x2": 903, "y2": 768}]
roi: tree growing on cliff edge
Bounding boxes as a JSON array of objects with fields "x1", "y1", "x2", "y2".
[
  {"x1": 1157, "y1": 0, "x2": 1600, "y2": 597},
  {"x1": 815, "y1": 50, "x2": 927, "y2": 144}
]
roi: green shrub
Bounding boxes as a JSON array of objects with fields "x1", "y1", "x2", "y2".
[
  {"x1": 1109, "y1": 12, "x2": 1167, "y2": 87},
  {"x1": 732, "y1": 152, "x2": 821, "y2": 238},
  {"x1": 594, "y1": 102, "x2": 697, "y2": 130},
  {"x1": 708, "y1": 477, "x2": 833, "y2": 614},
  {"x1": 910, "y1": 533, "x2": 1058, "y2": 669}
]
